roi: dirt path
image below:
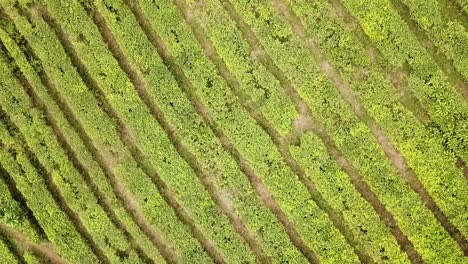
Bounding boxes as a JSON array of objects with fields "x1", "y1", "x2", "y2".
[
  {"x1": 14, "y1": 128, "x2": 110, "y2": 264},
  {"x1": 387, "y1": 0, "x2": 468, "y2": 99},
  {"x1": 122, "y1": 0, "x2": 320, "y2": 262},
  {"x1": 36, "y1": 7, "x2": 179, "y2": 263},
  {"x1": 89, "y1": 1, "x2": 268, "y2": 262},
  {"x1": 219, "y1": 0, "x2": 386, "y2": 262},
  {"x1": 0, "y1": 160, "x2": 47, "y2": 242},
  {"x1": 456, "y1": 158, "x2": 468, "y2": 181},
  {"x1": 328, "y1": 0, "x2": 466, "y2": 168},
  {"x1": 4, "y1": 33, "x2": 155, "y2": 263},
  {"x1": 274, "y1": 0, "x2": 468, "y2": 257},
  {"x1": 184, "y1": 94, "x2": 320, "y2": 264},
  {"x1": 0, "y1": 91, "x2": 109, "y2": 263},
  {"x1": 0, "y1": 223, "x2": 66, "y2": 264}
]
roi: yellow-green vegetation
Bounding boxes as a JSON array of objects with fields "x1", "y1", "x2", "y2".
[{"x1": 0, "y1": 0, "x2": 467, "y2": 263}]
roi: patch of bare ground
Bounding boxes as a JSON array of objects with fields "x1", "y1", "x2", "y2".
[
  {"x1": 275, "y1": 0, "x2": 468, "y2": 257},
  {"x1": 282, "y1": 100, "x2": 314, "y2": 146},
  {"x1": 455, "y1": 158, "x2": 468, "y2": 181},
  {"x1": 33, "y1": 7, "x2": 179, "y2": 263},
  {"x1": 383, "y1": 67, "x2": 432, "y2": 125},
  {"x1": 87, "y1": 1, "x2": 267, "y2": 262},
  {"x1": 0, "y1": 223, "x2": 66, "y2": 264}
]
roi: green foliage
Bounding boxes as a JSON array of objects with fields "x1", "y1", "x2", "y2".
[
  {"x1": 7, "y1": 5, "x2": 211, "y2": 263},
  {"x1": 94, "y1": 0, "x2": 307, "y2": 262},
  {"x1": 138, "y1": 0, "x2": 359, "y2": 262},
  {"x1": 0, "y1": 55, "x2": 143, "y2": 263},
  {"x1": 339, "y1": 0, "x2": 468, "y2": 162},
  {"x1": 0, "y1": 0, "x2": 466, "y2": 262},
  {"x1": 290, "y1": 133, "x2": 409, "y2": 263},
  {"x1": 0, "y1": 122, "x2": 97, "y2": 264},
  {"x1": 44, "y1": 1, "x2": 256, "y2": 262},
  {"x1": 225, "y1": 0, "x2": 466, "y2": 262},
  {"x1": 0, "y1": 238, "x2": 18, "y2": 264},
  {"x1": 0, "y1": 15, "x2": 165, "y2": 263},
  {"x1": 400, "y1": 0, "x2": 468, "y2": 80},
  {"x1": 296, "y1": 0, "x2": 468, "y2": 241},
  {"x1": 0, "y1": 180, "x2": 40, "y2": 244}
]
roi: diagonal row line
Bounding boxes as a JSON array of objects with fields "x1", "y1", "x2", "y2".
[
  {"x1": 274, "y1": 0, "x2": 468, "y2": 256},
  {"x1": 86, "y1": 1, "x2": 274, "y2": 262},
  {"x1": 0, "y1": 33, "x2": 155, "y2": 264},
  {"x1": 31, "y1": 6, "x2": 181, "y2": 263},
  {"x1": 0, "y1": 223, "x2": 66, "y2": 264},
  {"x1": 123, "y1": 0, "x2": 320, "y2": 262},
  {"x1": 0, "y1": 105, "x2": 110, "y2": 264}
]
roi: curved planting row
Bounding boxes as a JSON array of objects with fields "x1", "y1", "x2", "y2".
[
  {"x1": 80, "y1": 0, "x2": 310, "y2": 262},
  {"x1": 40, "y1": 1, "x2": 260, "y2": 262},
  {"x1": 281, "y1": 0, "x2": 468, "y2": 242},
  {"x1": 0, "y1": 236, "x2": 19, "y2": 264},
  {"x1": 0, "y1": 46, "x2": 146, "y2": 263},
  {"x1": 132, "y1": 0, "x2": 366, "y2": 262},
  {"x1": 8, "y1": 4, "x2": 215, "y2": 262},
  {"x1": 338, "y1": 0, "x2": 468, "y2": 163},
  {"x1": 0, "y1": 223, "x2": 65, "y2": 264},
  {"x1": 0, "y1": 8, "x2": 162, "y2": 263},
  {"x1": 395, "y1": 0, "x2": 468, "y2": 81},
  {"x1": 0, "y1": 174, "x2": 44, "y2": 264},
  {"x1": 324, "y1": 0, "x2": 468, "y2": 170},
  {"x1": 175, "y1": 0, "x2": 414, "y2": 262},
  {"x1": 0, "y1": 110, "x2": 97, "y2": 263},
  {"x1": 0, "y1": 0, "x2": 466, "y2": 262},
  {"x1": 220, "y1": 0, "x2": 466, "y2": 262},
  {"x1": 0, "y1": 167, "x2": 43, "y2": 245}
]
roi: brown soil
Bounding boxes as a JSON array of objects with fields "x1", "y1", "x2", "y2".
[
  {"x1": 0, "y1": 223, "x2": 66, "y2": 264},
  {"x1": 276, "y1": 0, "x2": 468, "y2": 257},
  {"x1": 387, "y1": 0, "x2": 468, "y2": 99},
  {"x1": 276, "y1": 0, "x2": 428, "y2": 262},
  {"x1": 36, "y1": 7, "x2": 180, "y2": 263},
  {"x1": 92, "y1": 1, "x2": 271, "y2": 262},
  {"x1": 455, "y1": 158, "x2": 468, "y2": 181}
]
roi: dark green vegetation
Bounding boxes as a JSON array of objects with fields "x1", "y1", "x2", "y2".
[{"x1": 0, "y1": 0, "x2": 467, "y2": 263}]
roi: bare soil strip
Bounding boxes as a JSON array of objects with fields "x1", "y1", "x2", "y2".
[
  {"x1": 219, "y1": 0, "x2": 407, "y2": 262},
  {"x1": 0, "y1": 163, "x2": 48, "y2": 242},
  {"x1": 456, "y1": 158, "x2": 468, "y2": 181},
  {"x1": 36, "y1": 7, "x2": 179, "y2": 263},
  {"x1": 121, "y1": 1, "x2": 319, "y2": 263},
  {"x1": 388, "y1": 0, "x2": 468, "y2": 99},
  {"x1": 0, "y1": 231, "x2": 27, "y2": 264},
  {"x1": 437, "y1": 0, "x2": 468, "y2": 29},
  {"x1": 0, "y1": 114, "x2": 110, "y2": 264},
  {"x1": 0, "y1": 223, "x2": 66, "y2": 264},
  {"x1": 275, "y1": 0, "x2": 468, "y2": 257},
  {"x1": 125, "y1": 137, "x2": 224, "y2": 264},
  {"x1": 220, "y1": 0, "x2": 428, "y2": 261},
  {"x1": 328, "y1": 0, "x2": 468, "y2": 182},
  {"x1": 13, "y1": 7, "x2": 163, "y2": 263},
  {"x1": 87, "y1": 3, "x2": 259, "y2": 263},
  {"x1": 0, "y1": 28, "x2": 154, "y2": 263}
]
